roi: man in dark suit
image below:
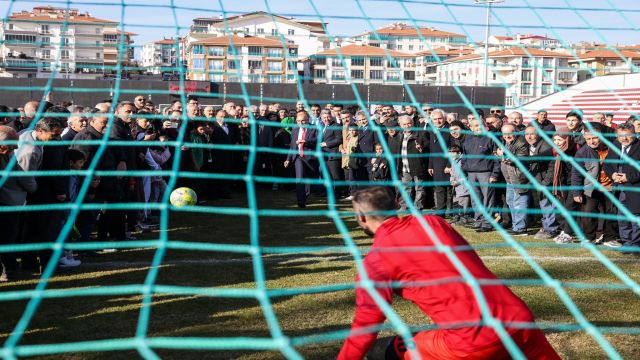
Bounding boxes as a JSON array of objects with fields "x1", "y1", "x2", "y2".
[
  {"x1": 210, "y1": 109, "x2": 237, "y2": 198},
  {"x1": 604, "y1": 123, "x2": 640, "y2": 249},
  {"x1": 354, "y1": 111, "x2": 379, "y2": 185},
  {"x1": 427, "y1": 110, "x2": 452, "y2": 217},
  {"x1": 319, "y1": 110, "x2": 344, "y2": 197},
  {"x1": 396, "y1": 114, "x2": 429, "y2": 211},
  {"x1": 284, "y1": 111, "x2": 318, "y2": 208},
  {"x1": 524, "y1": 125, "x2": 557, "y2": 239}
]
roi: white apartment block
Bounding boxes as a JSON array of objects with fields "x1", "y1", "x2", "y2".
[
  {"x1": 0, "y1": 6, "x2": 127, "y2": 79},
  {"x1": 198, "y1": 11, "x2": 326, "y2": 58},
  {"x1": 415, "y1": 47, "x2": 474, "y2": 85},
  {"x1": 306, "y1": 44, "x2": 416, "y2": 85},
  {"x1": 488, "y1": 34, "x2": 562, "y2": 50},
  {"x1": 142, "y1": 38, "x2": 179, "y2": 74},
  {"x1": 435, "y1": 47, "x2": 578, "y2": 108},
  {"x1": 350, "y1": 23, "x2": 468, "y2": 53},
  {"x1": 186, "y1": 35, "x2": 298, "y2": 83}
]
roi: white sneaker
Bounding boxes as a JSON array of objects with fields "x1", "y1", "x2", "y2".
[
  {"x1": 602, "y1": 240, "x2": 623, "y2": 248},
  {"x1": 553, "y1": 231, "x2": 573, "y2": 244},
  {"x1": 594, "y1": 234, "x2": 604, "y2": 244},
  {"x1": 342, "y1": 196, "x2": 353, "y2": 201},
  {"x1": 59, "y1": 253, "x2": 81, "y2": 268}
]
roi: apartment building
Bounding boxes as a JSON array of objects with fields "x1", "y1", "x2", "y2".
[
  {"x1": 194, "y1": 11, "x2": 327, "y2": 58},
  {"x1": 415, "y1": 47, "x2": 474, "y2": 85},
  {"x1": 142, "y1": 38, "x2": 179, "y2": 74},
  {"x1": 186, "y1": 35, "x2": 298, "y2": 83},
  {"x1": 488, "y1": 34, "x2": 562, "y2": 50},
  {"x1": 0, "y1": 6, "x2": 134, "y2": 79},
  {"x1": 569, "y1": 49, "x2": 640, "y2": 82},
  {"x1": 103, "y1": 28, "x2": 136, "y2": 75},
  {"x1": 436, "y1": 47, "x2": 577, "y2": 108},
  {"x1": 350, "y1": 22, "x2": 467, "y2": 53},
  {"x1": 306, "y1": 44, "x2": 416, "y2": 85}
]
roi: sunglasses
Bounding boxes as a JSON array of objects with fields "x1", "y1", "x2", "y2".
[
  {"x1": 135, "y1": 98, "x2": 145, "y2": 102},
  {"x1": 490, "y1": 110, "x2": 502, "y2": 114}
]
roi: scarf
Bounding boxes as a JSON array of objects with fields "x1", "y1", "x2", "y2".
[{"x1": 281, "y1": 117, "x2": 295, "y2": 135}]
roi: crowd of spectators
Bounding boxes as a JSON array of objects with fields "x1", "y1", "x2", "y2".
[{"x1": 0, "y1": 95, "x2": 638, "y2": 282}]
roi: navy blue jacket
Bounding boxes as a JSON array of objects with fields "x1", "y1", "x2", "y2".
[
  {"x1": 461, "y1": 135, "x2": 500, "y2": 178},
  {"x1": 604, "y1": 140, "x2": 640, "y2": 213}
]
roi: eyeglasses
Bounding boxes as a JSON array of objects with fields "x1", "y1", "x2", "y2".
[{"x1": 490, "y1": 110, "x2": 502, "y2": 114}]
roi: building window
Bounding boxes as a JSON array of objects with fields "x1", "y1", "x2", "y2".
[
  {"x1": 351, "y1": 69, "x2": 364, "y2": 79},
  {"x1": 408, "y1": 45, "x2": 414, "y2": 51},
  {"x1": 8, "y1": 24, "x2": 13, "y2": 30},
  {"x1": 271, "y1": 29, "x2": 279, "y2": 36},
  {"x1": 267, "y1": 61, "x2": 282, "y2": 72},
  {"x1": 332, "y1": 70, "x2": 346, "y2": 80},
  {"x1": 370, "y1": 70, "x2": 383, "y2": 79},
  {"x1": 228, "y1": 60, "x2": 238, "y2": 70},
  {"x1": 315, "y1": 69, "x2": 326, "y2": 79},
  {"x1": 522, "y1": 58, "x2": 531, "y2": 68},
  {"x1": 208, "y1": 46, "x2": 224, "y2": 56},
  {"x1": 351, "y1": 57, "x2": 364, "y2": 66},
  {"x1": 248, "y1": 46, "x2": 262, "y2": 56},
  {"x1": 331, "y1": 58, "x2": 344, "y2": 67},
  {"x1": 397, "y1": 45, "x2": 403, "y2": 50},
  {"x1": 192, "y1": 45, "x2": 204, "y2": 55},
  {"x1": 61, "y1": 50, "x2": 69, "y2": 60},
  {"x1": 542, "y1": 57, "x2": 553, "y2": 68},
  {"x1": 267, "y1": 48, "x2": 283, "y2": 57},
  {"x1": 521, "y1": 70, "x2": 532, "y2": 81},
  {"x1": 6, "y1": 34, "x2": 37, "y2": 43},
  {"x1": 192, "y1": 59, "x2": 204, "y2": 69},
  {"x1": 248, "y1": 60, "x2": 262, "y2": 70},
  {"x1": 370, "y1": 43, "x2": 380, "y2": 47},
  {"x1": 228, "y1": 75, "x2": 240, "y2": 82},
  {"x1": 95, "y1": 40, "x2": 101, "y2": 46},
  {"x1": 521, "y1": 83, "x2": 532, "y2": 95},
  {"x1": 248, "y1": 74, "x2": 263, "y2": 83},
  {"x1": 541, "y1": 84, "x2": 552, "y2": 95},
  {"x1": 288, "y1": 29, "x2": 295, "y2": 36},
  {"x1": 42, "y1": 37, "x2": 50, "y2": 45},
  {"x1": 208, "y1": 60, "x2": 223, "y2": 70},
  {"x1": 41, "y1": 25, "x2": 49, "y2": 34},
  {"x1": 96, "y1": 52, "x2": 101, "y2": 59},
  {"x1": 404, "y1": 71, "x2": 415, "y2": 80},
  {"x1": 387, "y1": 72, "x2": 400, "y2": 81},
  {"x1": 42, "y1": 49, "x2": 51, "y2": 59},
  {"x1": 370, "y1": 57, "x2": 383, "y2": 67},
  {"x1": 257, "y1": 28, "x2": 265, "y2": 34},
  {"x1": 268, "y1": 75, "x2": 282, "y2": 83},
  {"x1": 315, "y1": 57, "x2": 326, "y2": 65},
  {"x1": 287, "y1": 61, "x2": 297, "y2": 70},
  {"x1": 210, "y1": 74, "x2": 224, "y2": 82}
]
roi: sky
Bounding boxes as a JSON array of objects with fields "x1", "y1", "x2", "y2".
[{"x1": 2, "y1": 0, "x2": 640, "y2": 55}]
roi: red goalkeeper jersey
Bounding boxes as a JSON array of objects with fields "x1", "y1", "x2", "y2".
[{"x1": 338, "y1": 215, "x2": 543, "y2": 360}]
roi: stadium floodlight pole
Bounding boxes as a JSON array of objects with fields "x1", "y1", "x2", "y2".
[{"x1": 474, "y1": 0, "x2": 505, "y2": 86}]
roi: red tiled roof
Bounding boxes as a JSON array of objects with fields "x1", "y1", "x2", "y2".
[
  {"x1": 316, "y1": 44, "x2": 413, "y2": 57},
  {"x1": 356, "y1": 25, "x2": 466, "y2": 38},
  {"x1": 443, "y1": 47, "x2": 572, "y2": 64},
  {"x1": 10, "y1": 12, "x2": 116, "y2": 24},
  {"x1": 576, "y1": 49, "x2": 640, "y2": 60},
  {"x1": 416, "y1": 47, "x2": 474, "y2": 57}
]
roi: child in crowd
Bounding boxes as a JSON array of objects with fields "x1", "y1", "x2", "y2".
[
  {"x1": 147, "y1": 131, "x2": 171, "y2": 218},
  {"x1": 64, "y1": 149, "x2": 100, "y2": 266},
  {"x1": 445, "y1": 145, "x2": 472, "y2": 225},
  {"x1": 370, "y1": 143, "x2": 390, "y2": 182}
]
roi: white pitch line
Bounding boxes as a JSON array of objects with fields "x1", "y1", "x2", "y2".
[{"x1": 82, "y1": 254, "x2": 639, "y2": 269}]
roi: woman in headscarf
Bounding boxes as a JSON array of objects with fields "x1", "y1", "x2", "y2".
[{"x1": 551, "y1": 127, "x2": 579, "y2": 244}]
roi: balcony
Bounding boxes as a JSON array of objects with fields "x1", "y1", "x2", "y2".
[
  {"x1": 3, "y1": 59, "x2": 38, "y2": 70},
  {"x1": 266, "y1": 67, "x2": 283, "y2": 73},
  {"x1": 76, "y1": 56, "x2": 103, "y2": 62},
  {"x1": 266, "y1": 52, "x2": 284, "y2": 58},
  {"x1": 75, "y1": 30, "x2": 102, "y2": 37}
]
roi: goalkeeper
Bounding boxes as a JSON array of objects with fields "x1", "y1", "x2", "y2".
[{"x1": 339, "y1": 187, "x2": 560, "y2": 360}]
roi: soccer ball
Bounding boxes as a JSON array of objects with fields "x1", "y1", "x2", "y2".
[{"x1": 170, "y1": 187, "x2": 198, "y2": 207}]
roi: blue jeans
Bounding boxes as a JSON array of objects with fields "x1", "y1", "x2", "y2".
[
  {"x1": 539, "y1": 195, "x2": 557, "y2": 234},
  {"x1": 506, "y1": 185, "x2": 529, "y2": 232}
]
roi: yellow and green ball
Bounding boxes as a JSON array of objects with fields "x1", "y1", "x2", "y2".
[{"x1": 170, "y1": 187, "x2": 198, "y2": 207}]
